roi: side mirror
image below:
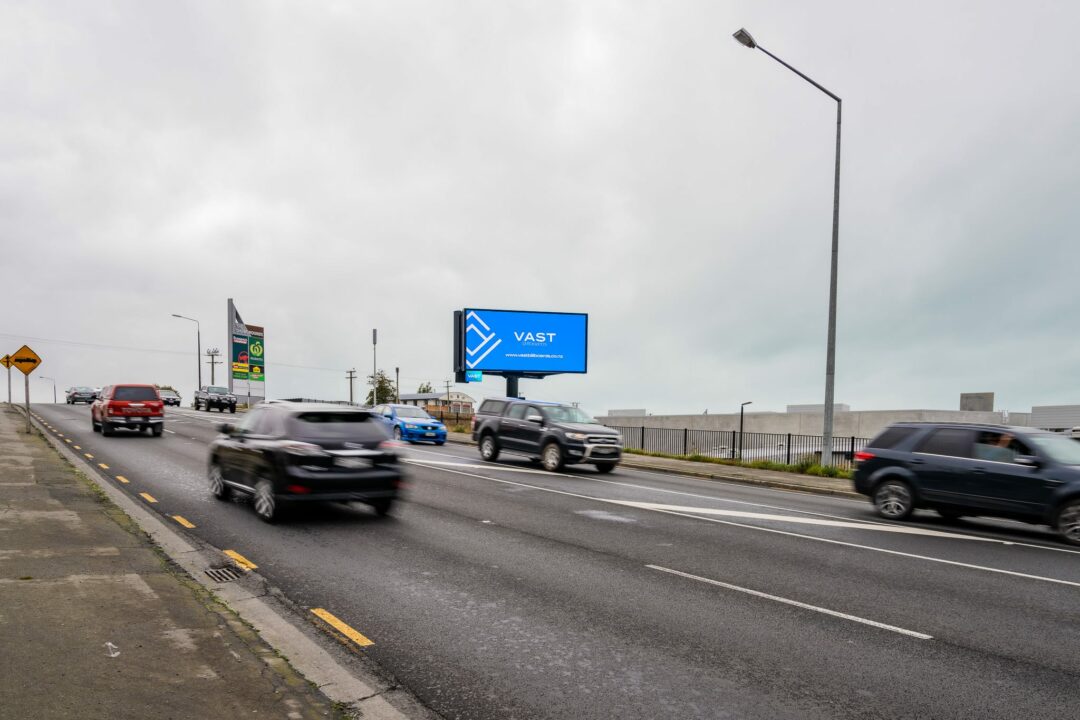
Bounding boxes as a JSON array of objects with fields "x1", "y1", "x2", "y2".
[
  {"x1": 1014, "y1": 455, "x2": 1041, "y2": 468},
  {"x1": 216, "y1": 423, "x2": 234, "y2": 435},
  {"x1": 527, "y1": 414, "x2": 544, "y2": 424}
]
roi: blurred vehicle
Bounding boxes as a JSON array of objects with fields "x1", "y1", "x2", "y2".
[
  {"x1": 90, "y1": 384, "x2": 165, "y2": 437},
  {"x1": 853, "y1": 423, "x2": 1080, "y2": 545},
  {"x1": 159, "y1": 389, "x2": 182, "y2": 407},
  {"x1": 207, "y1": 402, "x2": 402, "y2": 523},
  {"x1": 66, "y1": 386, "x2": 97, "y2": 404},
  {"x1": 472, "y1": 397, "x2": 622, "y2": 473},
  {"x1": 372, "y1": 403, "x2": 446, "y2": 444},
  {"x1": 194, "y1": 385, "x2": 236, "y2": 413}
]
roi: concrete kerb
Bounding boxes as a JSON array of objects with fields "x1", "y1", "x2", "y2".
[
  {"x1": 445, "y1": 433, "x2": 859, "y2": 499},
  {"x1": 23, "y1": 407, "x2": 420, "y2": 720}
]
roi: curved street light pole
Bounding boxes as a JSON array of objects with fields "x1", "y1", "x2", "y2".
[
  {"x1": 733, "y1": 28, "x2": 841, "y2": 465},
  {"x1": 171, "y1": 314, "x2": 202, "y2": 392}
]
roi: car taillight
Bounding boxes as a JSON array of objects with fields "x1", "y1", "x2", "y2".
[
  {"x1": 854, "y1": 451, "x2": 875, "y2": 463},
  {"x1": 285, "y1": 484, "x2": 312, "y2": 494}
]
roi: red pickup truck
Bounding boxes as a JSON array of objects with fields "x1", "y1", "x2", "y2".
[{"x1": 91, "y1": 384, "x2": 165, "y2": 437}]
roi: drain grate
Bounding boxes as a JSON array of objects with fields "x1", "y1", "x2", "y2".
[{"x1": 205, "y1": 566, "x2": 243, "y2": 584}]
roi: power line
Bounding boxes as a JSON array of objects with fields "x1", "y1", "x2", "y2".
[{"x1": 0, "y1": 332, "x2": 345, "y2": 373}]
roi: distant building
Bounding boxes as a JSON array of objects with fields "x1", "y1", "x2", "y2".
[
  {"x1": 1031, "y1": 405, "x2": 1080, "y2": 431},
  {"x1": 608, "y1": 409, "x2": 647, "y2": 417},
  {"x1": 399, "y1": 392, "x2": 475, "y2": 415},
  {"x1": 786, "y1": 403, "x2": 851, "y2": 414},
  {"x1": 960, "y1": 392, "x2": 994, "y2": 412}
]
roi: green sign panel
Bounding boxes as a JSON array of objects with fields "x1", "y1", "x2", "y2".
[
  {"x1": 249, "y1": 336, "x2": 264, "y2": 381},
  {"x1": 232, "y1": 334, "x2": 249, "y2": 380}
]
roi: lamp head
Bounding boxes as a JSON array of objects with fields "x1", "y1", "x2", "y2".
[{"x1": 733, "y1": 28, "x2": 757, "y2": 49}]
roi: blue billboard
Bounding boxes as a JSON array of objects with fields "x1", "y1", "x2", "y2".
[{"x1": 462, "y1": 309, "x2": 588, "y2": 374}]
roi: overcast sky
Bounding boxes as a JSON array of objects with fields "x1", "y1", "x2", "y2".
[{"x1": 2, "y1": 0, "x2": 1078, "y2": 416}]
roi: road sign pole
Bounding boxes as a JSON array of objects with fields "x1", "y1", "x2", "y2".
[
  {"x1": 6, "y1": 366, "x2": 10, "y2": 405},
  {"x1": 24, "y1": 373, "x2": 30, "y2": 433}
]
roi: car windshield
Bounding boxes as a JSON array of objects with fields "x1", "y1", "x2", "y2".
[
  {"x1": 542, "y1": 406, "x2": 595, "y2": 424},
  {"x1": 1028, "y1": 434, "x2": 1080, "y2": 466},
  {"x1": 112, "y1": 386, "x2": 158, "y2": 401},
  {"x1": 289, "y1": 411, "x2": 381, "y2": 440},
  {"x1": 161, "y1": 390, "x2": 178, "y2": 396},
  {"x1": 395, "y1": 407, "x2": 432, "y2": 419},
  {"x1": 74, "y1": 387, "x2": 92, "y2": 392},
  {"x1": 208, "y1": 386, "x2": 229, "y2": 394}
]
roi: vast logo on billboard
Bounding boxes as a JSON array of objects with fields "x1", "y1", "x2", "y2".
[{"x1": 465, "y1": 311, "x2": 501, "y2": 369}]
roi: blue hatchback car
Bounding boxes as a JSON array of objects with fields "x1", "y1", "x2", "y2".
[{"x1": 372, "y1": 404, "x2": 447, "y2": 444}]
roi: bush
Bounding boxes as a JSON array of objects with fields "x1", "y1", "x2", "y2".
[{"x1": 623, "y1": 447, "x2": 852, "y2": 479}]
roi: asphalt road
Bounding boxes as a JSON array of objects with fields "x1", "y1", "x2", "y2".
[{"x1": 33, "y1": 403, "x2": 1080, "y2": 720}]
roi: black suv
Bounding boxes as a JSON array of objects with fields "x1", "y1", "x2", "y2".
[
  {"x1": 854, "y1": 423, "x2": 1080, "y2": 545},
  {"x1": 207, "y1": 402, "x2": 403, "y2": 522},
  {"x1": 472, "y1": 398, "x2": 623, "y2": 472},
  {"x1": 194, "y1": 385, "x2": 237, "y2": 413}
]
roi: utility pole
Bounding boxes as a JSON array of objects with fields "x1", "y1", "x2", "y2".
[
  {"x1": 346, "y1": 369, "x2": 357, "y2": 404},
  {"x1": 204, "y1": 348, "x2": 222, "y2": 385},
  {"x1": 395, "y1": 367, "x2": 400, "y2": 403},
  {"x1": 372, "y1": 328, "x2": 378, "y2": 406}
]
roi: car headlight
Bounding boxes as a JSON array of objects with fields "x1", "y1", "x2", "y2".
[
  {"x1": 405, "y1": 423, "x2": 418, "y2": 429},
  {"x1": 566, "y1": 432, "x2": 588, "y2": 441}
]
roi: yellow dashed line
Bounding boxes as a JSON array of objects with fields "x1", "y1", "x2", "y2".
[
  {"x1": 311, "y1": 608, "x2": 374, "y2": 647},
  {"x1": 172, "y1": 515, "x2": 196, "y2": 529},
  {"x1": 74, "y1": 445, "x2": 81, "y2": 450},
  {"x1": 116, "y1": 476, "x2": 130, "y2": 484},
  {"x1": 139, "y1": 492, "x2": 157, "y2": 503},
  {"x1": 84, "y1": 453, "x2": 94, "y2": 459},
  {"x1": 98, "y1": 463, "x2": 109, "y2": 470},
  {"x1": 65, "y1": 439, "x2": 72, "y2": 443},
  {"x1": 223, "y1": 550, "x2": 258, "y2": 571}
]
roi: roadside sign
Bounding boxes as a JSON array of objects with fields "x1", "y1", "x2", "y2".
[
  {"x1": 465, "y1": 370, "x2": 483, "y2": 383},
  {"x1": 0, "y1": 354, "x2": 11, "y2": 369},
  {"x1": 10, "y1": 345, "x2": 41, "y2": 376}
]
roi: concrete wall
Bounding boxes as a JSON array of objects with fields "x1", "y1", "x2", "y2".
[{"x1": 596, "y1": 409, "x2": 1034, "y2": 439}]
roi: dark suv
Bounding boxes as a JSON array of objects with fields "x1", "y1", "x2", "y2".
[
  {"x1": 207, "y1": 402, "x2": 403, "y2": 522},
  {"x1": 853, "y1": 423, "x2": 1080, "y2": 545},
  {"x1": 472, "y1": 397, "x2": 623, "y2": 472},
  {"x1": 195, "y1": 385, "x2": 237, "y2": 413}
]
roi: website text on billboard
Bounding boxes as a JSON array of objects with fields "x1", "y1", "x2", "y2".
[{"x1": 462, "y1": 309, "x2": 587, "y2": 374}]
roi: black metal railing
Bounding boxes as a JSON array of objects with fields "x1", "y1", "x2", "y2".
[{"x1": 603, "y1": 425, "x2": 870, "y2": 469}]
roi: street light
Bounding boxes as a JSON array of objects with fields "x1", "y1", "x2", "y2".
[
  {"x1": 739, "y1": 401, "x2": 752, "y2": 460},
  {"x1": 733, "y1": 27, "x2": 842, "y2": 465},
  {"x1": 39, "y1": 376, "x2": 56, "y2": 404},
  {"x1": 171, "y1": 314, "x2": 202, "y2": 392}
]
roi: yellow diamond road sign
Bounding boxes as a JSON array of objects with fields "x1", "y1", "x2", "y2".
[
  {"x1": 0, "y1": 354, "x2": 11, "y2": 369},
  {"x1": 10, "y1": 345, "x2": 42, "y2": 376}
]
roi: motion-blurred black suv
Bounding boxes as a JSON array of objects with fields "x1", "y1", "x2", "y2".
[
  {"x1": 207, "y1": 402, "x2": 403, "y2": 522},
  {"x1": 853, "y1": 423, "x2": 1080, "y2": 545}
]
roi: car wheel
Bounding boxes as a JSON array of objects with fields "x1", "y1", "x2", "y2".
[
  {"x1": 151, "y1": 426, "x2": 163, "y2": 437},
  {"x1": 253, "y1": 479, "x2": 278, "y2": 523},
  {"x1": 479, "y1": 434, "x2": 499, "y2": 462},
  {"x1": 595, "y1": 463, "x2": 616, "y2": 474},
  {"x1": 393, "y1": 427, "x2": 402, "y2": 441},
  {"x1": 436, "y1": 441, "x2": 445, "y2": 446},
  {"x1": 101, "y1": 422, "x2": 115, "y2": 437},
  {"x1": 874, "y1": 479, "x2": 914, "y2": 520},
  {"x1": 208, "y1": 463, "x2": 231, "y2": 500},
  {"x1": 542, "y1": 442, "x2": 564, "y2": 472},
  {"x1": 1055, "y1": 500, "x2": 1080, "y2": 546},
  {"x1": 229, "y1": 406, "x2": 235, "y2": 414},
  {"x1": 370, "y1": 498, "x2": 394, "y2": 517},
  {"x1": 91, "y1": 417, "x2": 100, "y2": 433}
]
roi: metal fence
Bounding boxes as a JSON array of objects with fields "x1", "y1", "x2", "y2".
[{"x1": 604, "y1": 425, "x2": 870, "y2": 469}]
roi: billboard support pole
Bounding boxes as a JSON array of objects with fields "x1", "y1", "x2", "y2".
[{"x1": 506, "y1": 374, "x2": 520, "y2": 399}]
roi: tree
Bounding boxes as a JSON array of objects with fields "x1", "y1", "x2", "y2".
[
  {"x1": 416, "y1": 381, "x2": 435, "y2": 394},
  {"x1": 365, "y1": 370, "x2": 397, "y2": 405}
]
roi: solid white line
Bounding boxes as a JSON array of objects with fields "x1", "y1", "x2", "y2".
[
  {"x1": 405, "y1": 461, "x2": 1080, "y2": 589},
  {"x1": 646, "y1": 565, "x2": 933, "y2": 640},
  {"x1": 164, "y1": 429, "x2": 176, "y2": 434}
]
